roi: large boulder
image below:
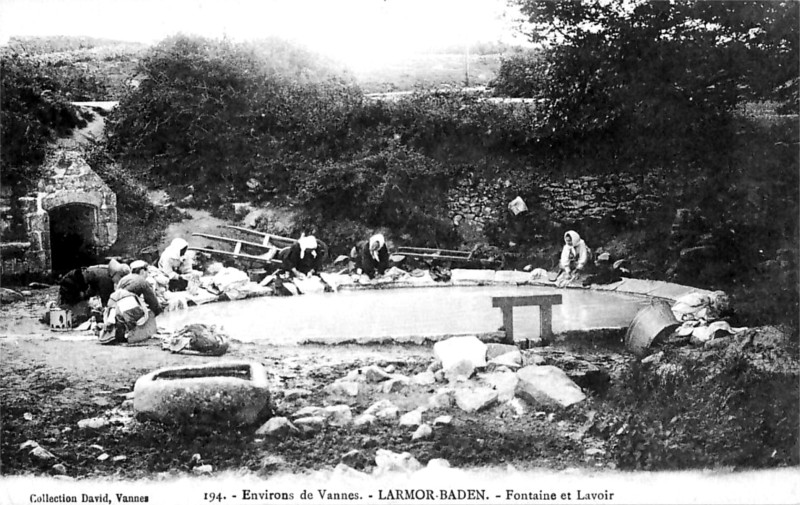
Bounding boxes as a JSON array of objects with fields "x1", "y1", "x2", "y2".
[
  {"x1": 515, "y1": 365, "x2": 586, "y2": 408},
  {"x1": 454, "y1": 387, "x2": 499, "y2": 413},
  {"x1": 435, "y1": 336, "x2": 487, "y2": 382}
]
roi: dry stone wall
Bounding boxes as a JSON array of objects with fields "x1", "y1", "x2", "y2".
[{"x1": 447, "y1": 171, "x2": 663, "y2": 234}]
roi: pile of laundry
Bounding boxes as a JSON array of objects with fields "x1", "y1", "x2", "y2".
[{"x1": 670, "y1": 290, "x2": 747, "y2": 345}]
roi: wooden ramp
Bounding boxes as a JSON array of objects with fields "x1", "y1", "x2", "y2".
[
  {"x1": 222, "y1": 225, "x2": 297, "y2": 248},
  {"x1": 395, "y1": 246, "x2": 500, "y2": 267},
  {"x1": 189, "y1": 232, "x2": 284, "y2": 266}
]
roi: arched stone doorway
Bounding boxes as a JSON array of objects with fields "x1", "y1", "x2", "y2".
[{"x1": 48, "y1": 203, "x2": 100, "y2": 274}]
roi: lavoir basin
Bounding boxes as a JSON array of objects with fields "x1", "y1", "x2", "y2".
[{"x1": 157, "y1": 285, "x2": 654, "y2": 343}]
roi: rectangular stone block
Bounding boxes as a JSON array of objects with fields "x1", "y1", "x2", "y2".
[
  {"x1": 450, "y1": 269, "x2": 496, "y2": 283},
  {"x1": 133, "y1": 361, "x2": 271, "y2": 426}
]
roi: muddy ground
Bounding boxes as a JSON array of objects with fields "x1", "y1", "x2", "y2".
[
  {"x1": 2, "y1": 283, "x2": 798, "y2": 495},
  {"x1": 1, "y1": 286, "x2": 627, "y2": 480}
]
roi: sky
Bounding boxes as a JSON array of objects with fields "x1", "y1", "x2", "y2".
[{"x1": 0, "y1": 0, "x2": 532, "y2": 68}]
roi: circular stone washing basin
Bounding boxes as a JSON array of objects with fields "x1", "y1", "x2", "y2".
[{"x1": 157, "y1": 285, "x2": 653, "y2": 343}]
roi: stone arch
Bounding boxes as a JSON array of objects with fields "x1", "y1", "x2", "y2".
[
  {"x1": 47, "y1": 202, "x2": 100, "y2": 274},
  {"x1": 41, "y1": 190, "x2": 104, "y2": 213}
]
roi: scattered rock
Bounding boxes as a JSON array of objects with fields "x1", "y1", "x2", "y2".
[
  {"x1": 374, "y1": 449, "x2": 422, "y2": 474},
  {"x1": 353, "y1": 414, "x2": 376, "y2": 426},
  {"x1": 507, "y1": 398, "x2": 526, "y2": 416},
  {"x1": 479, "y1": 371, "x2": 519, "y2": 402},
  {"x1": 385, "y1": 365, "x2": 396, "y2": 374},
  {"x1": 426, "y1": 458, "x2": 451, "y2": 469},
  {"x1": 399, "y1": 409, "x2": 423, "y2": 427},
  {"x1": 255, "y1": 417, "x2": 299, "y2": 437},
  {"x1": 486, "y1": 343, "x2": 519, "y2": 360},
  {"x1": 282, "y1": 388, "x2": 312, "y2": 401},
  {"x1": 488, "y1": 351, "x2": 523, "y2": 370},
  {"x1": 324, "y1": 405, "x2": 353, "y2": 426},
  {"x1": 521, "y1": 351, "x2": 547, "y2": 366},
  {"x1": 412, "y1": 424, "x2": 433, "y2": 440},
  {"x1": 411, "y1": 371, "x2": 436, "y2": 385},
  {"x1": 363, "y1": 365, "x2": 392, "y2": 383},
  {"x1": 382, "y1": 376, "x2": 410, "y2": 394},
  {"x1": 433, "y1": 370, "x2": 446, "y2": 383},
  {"x1": 193, "y1": 464, "x2": 213, "y2": 474},
  {"x1": 78, "y1": 417, "x2": 108, "y2": 429},
  {"x1": 516, "y1": 365, "x2": 586, "y2": 408},
  {"x1": 292, "y1": 406, "x2": 325, "y2": 419},
  {"x1": 455, "y1": 387, "x2": 499, "y2": 413},
  {"x1": 434, "y1": 336, "x2": 487, "y2": 371},
  {"x1": 428, "y1": 388, "x2": 454, "y2": 409},
  {"x1": 364, "y1": 399, "x2": 399, "y2": 419},
  {"x1": 97, "y1": 453, "x2": 109, "y2": 461},
  {"x1": 333, "y1": 463, "x2": 365, "y2": 477},
  {"x1": 324, "y1": 380, "x2": 360, "y2": 397},
  {"x1": 585, "y1": 448, "x2": 606, "y2": 456},
  {"x1": 112, "y1": 455, "x2": 127, "y2": 462},
  {"x1": 294, "y1": 416, "x2": 326, "y2": 432},
  {"x1": 30, "y1": 446, "x2": 57, "y2": 461},
  {"x1": 340, "y1": 449, "x2": 369, "y2": 469},
  {"x1": 444, "y1": 359, "x2": 476, "y2": 382},
  {"x1": 433, "y1": 415, "x2": 452, "y2": 426},
  {"x1": 52, "y1": 464, "x2": 67, "y2": 475},
  {"x1": 427, "y1": 360, "x2": 443, "y2": 373},
  {"x1": 19, "y1": 440, "x2": 39, "y2": 451}
]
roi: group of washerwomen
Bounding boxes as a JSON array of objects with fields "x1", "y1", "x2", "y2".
[
  {"x1": 53, "y1": 237, "x2": 197, "y2": 345},
  {"x1": 53, "y1": 232, "x2": 391, "y2": 346},
  {"x1": 55, "y1": 229, "x2": 613, "y2": 345}
]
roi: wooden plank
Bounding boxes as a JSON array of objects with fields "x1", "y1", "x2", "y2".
[
  {"x1": 188, "y1": 247, "x2": 282, "y2": 265},
  {"x1": 192, "y1": 233, "x2": 275, "y2": 252},
  {"x1": 222, "y1": 225, "x2": 297, "y2": 246},
  {"x1": 398, "y1": 253, "x2": 475, "y2": 261},
  {"x1": 396, "y1": 246, "x2": 471, "y2": 258},
  {"x1": 492, "y1": 295, "x2": 562, "y2": 308}
]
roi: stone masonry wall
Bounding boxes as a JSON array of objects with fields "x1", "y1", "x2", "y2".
[
  {"x1": 1, "y1": 149, "x2": 118, "y2": 278},
  {"x1": 447, "y1": 172, "x2": 663, "y2": 235}
]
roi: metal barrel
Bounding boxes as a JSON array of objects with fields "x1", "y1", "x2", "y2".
[{"x1": 625, "y1": 300, "x2": 679, "y2": 357}]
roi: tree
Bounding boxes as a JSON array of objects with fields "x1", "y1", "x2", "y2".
[{"x1": 504, "y1": 0, "x2": 799, "y2": 158}]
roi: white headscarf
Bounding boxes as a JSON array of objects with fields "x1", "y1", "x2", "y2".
[
  {"x1": 298, "y1": 235, "x2": 318, "y2": 259},
  {"x1": 368, "y1": 233, "x2": 385, "y2": 261}
]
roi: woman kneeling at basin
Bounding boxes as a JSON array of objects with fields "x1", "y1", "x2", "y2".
[
  {"x1": 100, "y1": 260, "x2": 163, "y2": 345},
  {"x1": 556, "y1": 230, "x2": 591, "y2": 287},
  {"x1": 351, "y1": 233, "x2": 389, "y2": 279},
  {"x1": 278, "y1": 234, "x2": 327, "y2": 279}
]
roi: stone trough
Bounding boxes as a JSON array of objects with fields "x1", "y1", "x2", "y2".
[{"x1": 133, "y1": 361, "x2": 271, "y2": 425}]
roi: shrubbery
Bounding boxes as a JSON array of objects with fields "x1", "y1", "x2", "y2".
[
  {"x1": 295, "y1": 144, "x2": 459, "y2": 246},
  {"x1": 0, "y1": 53, "x2": 89, "y2": 191},
  {"x1": 605, "y1": 352, "x2": 799, "y2": 470}
]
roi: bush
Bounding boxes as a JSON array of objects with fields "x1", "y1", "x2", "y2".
[
  {"x1": 0, "y1": 53, "x2": 88, "y2": 191},
  {"x1": 604, "y1": 351, "x2": 799, "y2": 470},
  {"x1": 294, "y1": 144, "x2": 460, "y2": 246},
  {"x1": 106, "y1": 35, "x2": 363, "y2": 199},
  {"x1": 491, "y1": 50, "x2": 546, "y2": 98}
]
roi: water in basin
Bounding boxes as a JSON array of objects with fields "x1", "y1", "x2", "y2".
[{"x1": 157, "y1": 285, "x2": 653, "y2": 343}]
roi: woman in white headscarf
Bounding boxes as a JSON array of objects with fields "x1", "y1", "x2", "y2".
[
  {"x1": 556, "y1": 230, "x2": 591, "y2": 287},
  {"x1": 351, "y1": 233, "x2": 389, "y2": 279},
  {"x1": 278, "y1": 234, "x2": 327, "y2": 278},
  {"x1": 158, "y1": 237, "x2": 191, "y2": 291}
]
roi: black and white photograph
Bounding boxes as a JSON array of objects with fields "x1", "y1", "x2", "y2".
[{"x1": 0, "y1": 1, "x2": 798, "y2": 504}]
